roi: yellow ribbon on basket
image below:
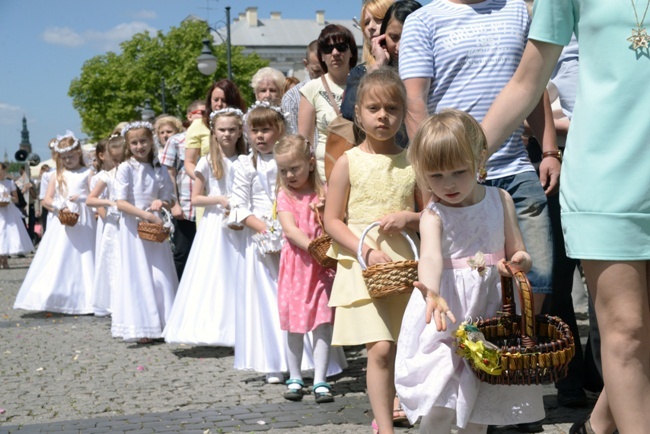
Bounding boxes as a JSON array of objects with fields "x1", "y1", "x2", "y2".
[{"x1": 453, "y1": 322, "x2": 503, "y2": 376}]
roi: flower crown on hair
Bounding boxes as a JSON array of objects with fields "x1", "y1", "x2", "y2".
[
  {"x1": 120, "y1": 121, "x2": 154, "y2": 137},
  {"x1": 246, "y1": 100, "x2": 288, "y2": 119},
  {"x1": 209, "y1": 107, "x2": 245, "y2": 128},
  {"x1": 53, "y1": 130, "x2": 81, "y2": 154}
]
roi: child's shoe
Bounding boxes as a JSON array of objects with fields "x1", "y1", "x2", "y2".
[
  {"x1": 313, "y1": 382, "x2": 334, "y2": 403},
  {"x1": 283, "y1": 378, "x2": 304, "y2": 401}
]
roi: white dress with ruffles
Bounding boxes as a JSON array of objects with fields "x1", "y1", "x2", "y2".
[
  {"x1": 14, "y1": 167, "x2": 96, "y2": 314},
  {"x1": 163, "y1": 155, "x2": 243, "y2": 346},
  {"x1": 395, "y1": 187, "x2": 545, "y2": 429},
  {"x1": 111, "y1": 158, "x2": 178, "y2": 341}
]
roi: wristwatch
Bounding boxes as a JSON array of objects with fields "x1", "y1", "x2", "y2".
[{"x1": 542, "y1": 150, "x2": 562, "y2": 162}]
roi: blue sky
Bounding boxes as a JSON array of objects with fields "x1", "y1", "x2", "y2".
[{"x1": 0, "y1": 0, "x2": 362, "y2": 161}]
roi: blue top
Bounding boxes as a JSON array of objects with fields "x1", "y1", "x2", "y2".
[{"x1": 530, "y1": 0, "x2": 650, "y2": 259}]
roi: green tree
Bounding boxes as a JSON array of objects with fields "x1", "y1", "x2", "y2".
[{"x1": 69, "y1": 19, "x2": 268, "y2": 140}]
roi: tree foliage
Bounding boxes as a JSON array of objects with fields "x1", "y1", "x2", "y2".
[{"x1": 69, "y1": 19, "x2": 268, "y2": 141}]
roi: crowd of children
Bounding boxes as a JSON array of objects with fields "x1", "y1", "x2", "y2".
[{"x1": 6, "y1": 66, "x2": 547, "y2": 434}]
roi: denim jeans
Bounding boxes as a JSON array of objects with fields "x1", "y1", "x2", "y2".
[{"x1": 485, "y1": 171, "x2": 553, "y2": 293}]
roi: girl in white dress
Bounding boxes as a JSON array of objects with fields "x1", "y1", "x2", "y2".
[
  {"x1": 87, "y1": 135, "x2": 126, "y2": 316},
  {"x1": 112, "y1": 121, "x2": 178, "y2": 344},
  {"x1": 14, "y1": 131, "x2": 96, "y2": 314},
  {"x1": 394, "y1": 110, "x2": 544, "y2": 434},
  {"x1": 163, "y1": 108, "x2": 247, "y2": 346},
  {"x1": 230, "y1": 102, "x2": 290, "y2": 383},
  {"x1": 0, "y1": 163, "x2": 34, "y2": 268}
]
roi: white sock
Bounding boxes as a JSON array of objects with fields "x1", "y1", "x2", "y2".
[{"x1": 312, "y1": 323, "x2": 333, "y2": 387}]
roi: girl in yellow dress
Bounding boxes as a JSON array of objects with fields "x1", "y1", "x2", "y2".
[{"x1": 324, "y1": 67, "x2": 424, "y2": 434}]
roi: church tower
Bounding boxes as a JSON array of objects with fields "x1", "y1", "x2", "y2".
[{"x1": 18, "y1": 116, "x2": 32, "y2": 154}]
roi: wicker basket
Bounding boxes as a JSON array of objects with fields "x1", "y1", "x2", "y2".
[
  {"x1": 357, "y1": 222, "x2": 419, "y2": 299},
  {"x1": 0, "y1": 200, "x2": 9, "y2": 208},
  {"x1": 137, "y1": 208, "x2": 171, "y2": 243},
  {"x1": 466, "y1": 262, "x2": 575, "y2": 385},
  {"x1": 58, "y1": 208, "x2": 80, "y2": 227},
  {"x1": 307, "y1": 208, "x2": 337, "y2": 269}
]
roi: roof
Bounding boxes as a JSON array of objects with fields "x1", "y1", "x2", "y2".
[{"x1": 222, "y1": 18, "x2": 363, "y2": 48}]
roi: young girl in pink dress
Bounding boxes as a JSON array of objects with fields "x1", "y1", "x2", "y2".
[{"x1": 275, "y1": 135, "x2": 346, "y2": 402}]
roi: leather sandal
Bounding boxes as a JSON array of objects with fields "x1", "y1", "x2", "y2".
[{"x1": 283, "y1": 378, "x2": 304, "y2": 401}]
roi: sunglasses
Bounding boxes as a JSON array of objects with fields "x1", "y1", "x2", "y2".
[{"x1": 322, "y1": 42, "x2": 349, "y2": 54}]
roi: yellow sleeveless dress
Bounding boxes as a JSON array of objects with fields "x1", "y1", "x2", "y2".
[{"x1": 328, "y1": 147, "x2": 418, "y2": 345}]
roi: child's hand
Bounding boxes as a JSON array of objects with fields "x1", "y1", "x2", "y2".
[
  {"x1": 171, "y1": 202, "x2": 184, "y2": 219},
  {"x1": 378, "y1": 212, "x2": 408, "y2": 234},
  {"x1": 147, "y1": 211, "x2": 163, "y2": 225},
  {"x1": 497, "y1": 251, "x2": 532, "y2": 276},
  {"x1": 309, "y1": 197, "x2": 325, "y2": 212},
  {"x1": 366, "y1": 248, "x2": 392, "y2": 266},
  {"x1": 68, "y1": 194, "x2": 79, "y2": 203},
  {"x1": 414, "y1": 281, "x2": 456, "y2": 331},
  {"x1": 150, "y1": 199, "x2": 163, "y2": 212}
]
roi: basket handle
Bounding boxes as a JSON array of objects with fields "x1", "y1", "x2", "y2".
[
  {"x1": 356, "y1": 221, "x2": 419, "y2": 271},
  {"x1": 313, "y1": 205, "x2": 326, "y2": 231},
  {"x1": 501, "y1": 262, "x2": 536, "y2": 346},
  {"x1": 142, "y1": 207, "x2": 172, "y2": 224}
]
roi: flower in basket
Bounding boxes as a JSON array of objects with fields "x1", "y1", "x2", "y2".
[
  {"x1": 467, "y1": 251, "x2": 487, "y2": 277},
  {"x1": 453, "y1": 321, "x2": 502, "y2": 376}
]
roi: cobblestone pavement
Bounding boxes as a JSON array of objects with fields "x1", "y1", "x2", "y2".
[{"x1": 0, "y1": 254, "x2": 594, "y2": 433}]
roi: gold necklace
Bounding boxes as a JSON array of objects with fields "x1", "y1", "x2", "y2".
[{"x1": 627, "y1": 0, "x2": 650, "y2": 50}]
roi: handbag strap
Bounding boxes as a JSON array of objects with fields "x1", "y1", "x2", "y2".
[{"x1": 321, "y1": 76, "x2": 341, "y2": 116}]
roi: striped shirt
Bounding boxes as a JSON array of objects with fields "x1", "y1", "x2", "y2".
[
  {"x1": 399, "y1": 0, "x2": 534, "y2": 178},
  {"x1": 160, "y1": 132, "x2": 195, "y2": 221}
]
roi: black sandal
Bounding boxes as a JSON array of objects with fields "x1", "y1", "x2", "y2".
[
  {"x1": 313, "y1": 382, "x2": 334, "y2": 403},
  {"x1": 569, "y1": 418, "x2": 595, "y2": 434},
  {"x1": 283, "y1": 378, "x2": 304, "y2": 401}
]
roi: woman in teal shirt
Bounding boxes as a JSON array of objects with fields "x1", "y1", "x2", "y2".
[{"x1": 482, "y1": 1, "x2": 650, "y2": 433}]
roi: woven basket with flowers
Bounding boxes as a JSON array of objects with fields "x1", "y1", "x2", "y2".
[
  {"x1": 453, "y1": 262, "x2": 575, "y2": 385},
  {"x1": 137, "y1": 207, "x2": 172, "y2": 243}
]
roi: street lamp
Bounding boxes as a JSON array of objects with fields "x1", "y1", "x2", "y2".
[
  {"x1": 196, "y1": 6, "x2": 232, "y2": 80},
  {"x1": 141, "y1": 99, "x2": 155, "y2": 122}
]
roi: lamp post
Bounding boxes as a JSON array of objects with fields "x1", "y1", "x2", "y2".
[
  {"x1": 196, "y1": 6, "x2": 232, "y2": 80},
  {"x1": 141, "y1": 99, "x2": 155, "y2": 122}
]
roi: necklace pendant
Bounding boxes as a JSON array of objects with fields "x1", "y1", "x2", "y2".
[{"x1": 628, "y1": 26, "x2": 650, "y2": 50}]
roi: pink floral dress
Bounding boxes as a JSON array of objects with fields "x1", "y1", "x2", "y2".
[{"x1": 277, "y1": 189, "x2": 334, "y2": 334}]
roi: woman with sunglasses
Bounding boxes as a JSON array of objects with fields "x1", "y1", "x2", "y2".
[{"x1": 298, "y1": 24, "x2": 358, "y2": 182}]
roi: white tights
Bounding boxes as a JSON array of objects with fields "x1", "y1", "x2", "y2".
[
  {"x1": 419, "y1": 407, "x2": 487, "y2": 434},
  {"x1": 287, "y1": 323, "x2": 332, "y2": 386}
]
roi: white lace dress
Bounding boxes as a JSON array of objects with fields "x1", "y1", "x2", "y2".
[
  {"x1": 111, "y1": 159, "x2": 178, "y2": 341},
  {"x1": 163, "y1": 155, "x2": 243, "y2": 346},
  {"x1": 91, "y1": 168, "x2": 120, "y2": 316},
  {"x1": 14, "y1": 167, "x2": 96, "y2": 314},
  {"x1": 395, "y1": 187, "x2": 545, "y2": 429},
  {"x1": 0, "y1": 179, "x2": 33, "y2": 255}
]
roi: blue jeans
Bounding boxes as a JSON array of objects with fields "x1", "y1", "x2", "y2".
[{"x1": 485, "y1": 171, "x2": 553, "y2": 293}]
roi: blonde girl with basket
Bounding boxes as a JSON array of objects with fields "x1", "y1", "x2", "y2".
[
  {"x1": 163, "y1": 108, "x2": 247, "y2": 346},
  {"x1": 324, "y1": 67, "x2": 423, "y2": 434},
  {"x1": 112, "y1": 121, "x2": 178, "y2": 344},
  {"x1": 87, "y1": 134, "x2": 126, "y2": 316},
  {"x1": 14, "y1": 131, "x2": 96, "y2": 314},
  {"x1": 274, "y1": 135, "x2": 347, "y2": 402},
  {"x1": 394, "y1": 110, "x2": 544, "y2": 434}
]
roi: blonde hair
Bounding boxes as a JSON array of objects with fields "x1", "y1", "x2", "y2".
[
  {"x1": 54, "y1": 137, "x2": 85, "y2": 196},
  {"x1": 407, "y1": 109, "x2": 487, "y2": 191},
  {"x1": 246, "y1": 106, "x2": 286, "y2": 168},
  {"x1": 209, "y1": 112, "x2": 246, "y2": 180},
  {"x1": 274, "y1": 135, "x2": 324, "y2": 198},
  {"x1": 354, "y1": 67, "x2": 406, "y2": 143},
  {"x1": 360, "y1": 0, "x2": 395, "y2": 65},
  {"x1": 154, "y1": 115, "x2": 184, "y2": 137}
]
